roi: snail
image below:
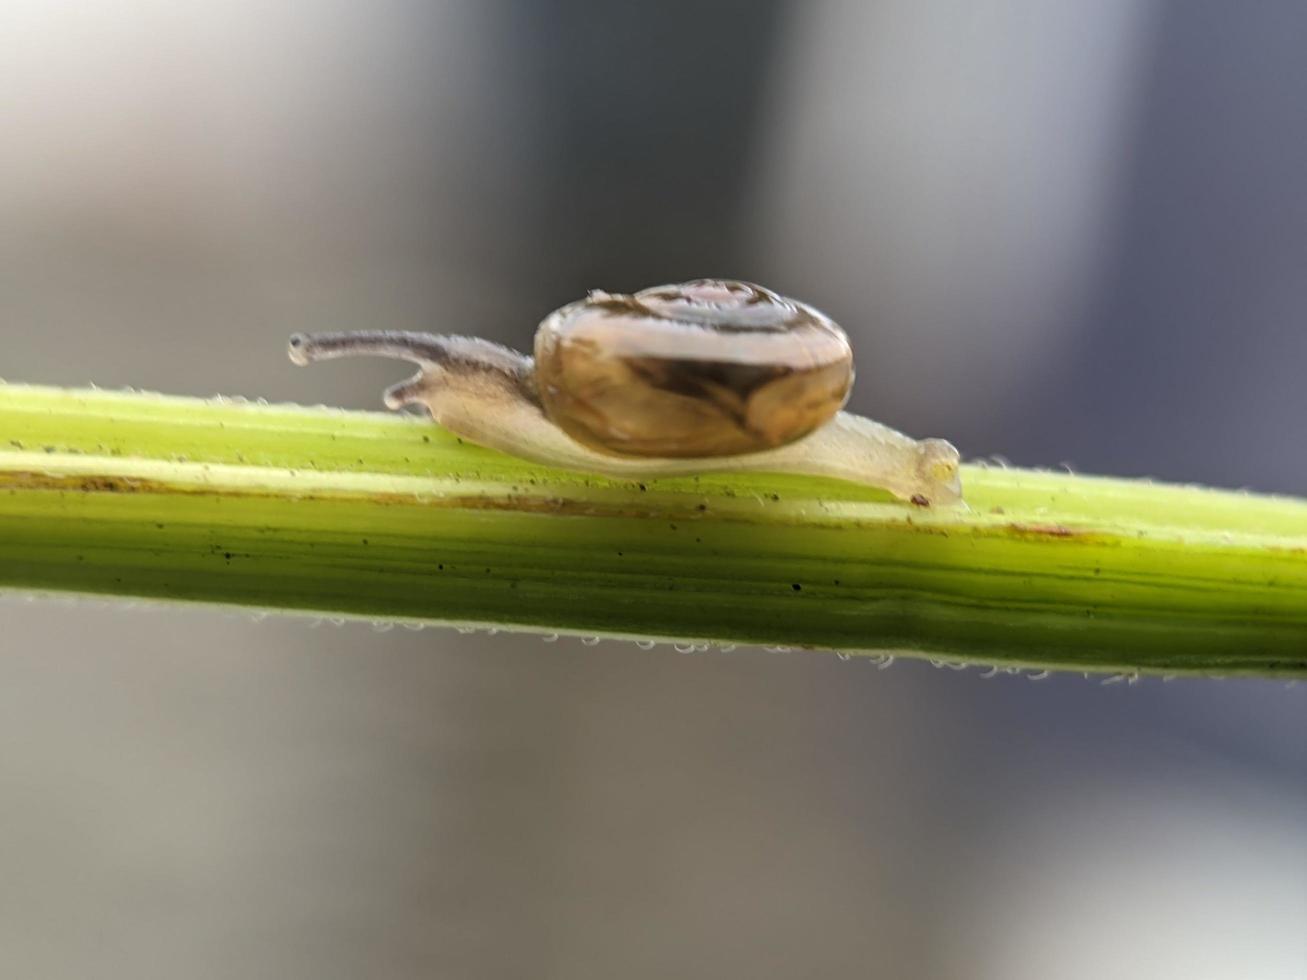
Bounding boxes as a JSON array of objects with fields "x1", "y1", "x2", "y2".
[{"x1": 288, "y1": 279, "x2": 962, "y2": 505}]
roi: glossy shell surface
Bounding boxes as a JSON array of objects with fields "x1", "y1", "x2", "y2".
[{"x1": 533, "y1": 280, "x2": 854, "y2": 458}]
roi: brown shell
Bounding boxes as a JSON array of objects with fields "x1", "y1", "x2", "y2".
[{"x1": 532, "y1": 279, "x2": 854, "y2": 458}]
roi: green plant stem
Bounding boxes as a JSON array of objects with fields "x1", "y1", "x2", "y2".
[{"x1": 1, "y1": 382, "x2": 1304, "y2": 677}]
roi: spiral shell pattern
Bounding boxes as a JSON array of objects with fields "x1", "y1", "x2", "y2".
[{"x1": 533, "y1": 279, "x2": 854, "y2": 458}]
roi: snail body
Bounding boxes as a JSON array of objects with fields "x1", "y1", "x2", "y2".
[{"x1": 288, "y1": 279, "x2": 962, "y2": 505}]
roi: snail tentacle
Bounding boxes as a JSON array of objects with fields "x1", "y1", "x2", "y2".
[
  {"x1": 381, "y1": 375, "x2": 429, "y2": 411},
  {"x1": 289, "y1": 331, "x2": 536, "y2": 408},
  {"x1": 288, "y1": 331, "x2": 452, "y2": 367}
]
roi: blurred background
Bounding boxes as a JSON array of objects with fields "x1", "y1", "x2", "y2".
[{"x1": 2, "y1": 1, "x2": 1305, "y2": 977}]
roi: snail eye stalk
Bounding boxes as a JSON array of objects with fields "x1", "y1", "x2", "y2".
[{"x1": 287, "y1": 331, "x2": 451, "y2": 368}]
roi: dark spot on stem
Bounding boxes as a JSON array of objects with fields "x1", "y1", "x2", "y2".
[{"x1": 1009, "y1": 523, "x2": 1077, "y2": 538}]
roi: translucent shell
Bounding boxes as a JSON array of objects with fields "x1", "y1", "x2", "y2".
[{"x1": 532, "y1": 279, "x2": 854, "y2": 458}]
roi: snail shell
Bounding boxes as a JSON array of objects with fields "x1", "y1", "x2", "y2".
[{"x1": 533, "y1": 280, "x2": 854, "y2": 458}]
